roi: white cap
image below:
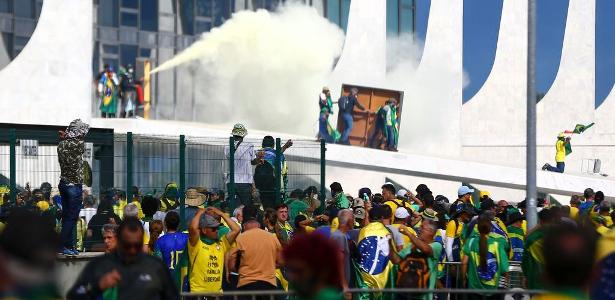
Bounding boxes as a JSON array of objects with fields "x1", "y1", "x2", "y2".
[{"x1": 395, "y1": 207, "x2": 410, "y2": 219}]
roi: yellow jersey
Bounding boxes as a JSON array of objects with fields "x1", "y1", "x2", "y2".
[
  {"x1": 555, "y1": 140, "x2": 566, "y2": 162},
  {"x1": 188, "y1": 236, "x2": 231, "y2": 292}
]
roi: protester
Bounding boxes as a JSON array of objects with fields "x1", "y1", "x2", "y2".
[
  {"x1": 542, "y1": 132, "x2": 571, "y2": 173},
  {"x1": 381, "y1": 183, "x2": 410, "y2": 224},
  {"x1": 79, "y1": 195, "x2": 97, "y2": 225},
  {"x1": 506, "y1": 210, "x2": 525, "y2": 261},
  {"x1": 68, "y1": 217, "x2": 177, "y2": 299},
  {"x1": 187, "y1": 207, "x2": 240, "y2": 293},
  {"x1": 232, "y1": 204, "x2": 245, "y2": 225},
  {"x1": 319, "y1": 86, "x2": 339, "y2": 143},
  {"x1": 284, "y1": 233, "x2": 344, "y2": 300},
  {"x1": 522, "y1": 208, "x2": 554, "y2": 290},
  {"x1": 461, "y1": 214, "x2": 509, "y2": 299},
  {"x1": 276, "y1": 203, "x2": 293, "y2": 243},
  {"x1": 389, "y1": 219, "x2": 443, "y2": 300},
  {"x1": 338, "y1": 87, "x2": 366, "y2": 145},
  {"x1": 86, "y1": 195, "x2": 121, "y2": 251},
  {"x1": 446, "y1": 204, "x2": 474, "y2": 265},
  {"x1": 224, "y1": 124, "x2": 258, "y2": 207},
  {"x1": 175, "y1": 188, "x2": 206, "y2": 225},
  {"x1": 383, "y1": 99, "x2": 399, "y2": 151},
  {"x1": 449, "y1": 186, "x2": 475, "y2": 217},
  {"x1": 98, "y1": 66, "x2": 120, "y2": 118},
  {"x1": 147, "y1": 220, "x2": 164, "y2": 254},
  {"x1": 102, "y1": 224, "x2": 119, "y2": 253},
  {"x1": 538, "y1": 224, "x2": 597, "y2": 300},
  {"x1": 368, "y1": 99, "x2": 390, "y2": 149},
  {"x1": 331, "y1": 209, "x2": 355, "y2": 292},
  {"x1": 119, "y1": 64, "x2": 139, "y2": 118},
  {"x1": 57, "y1": 119, "x2": 89, "y2": 256},
  {"x1": 254, "y1": 136, "x2": 293, "y2": 209},
  {"x1": 159, "y1": 183, "x2": 179, "y2": 212},
  {"x1": 229, "y1": 205, "x2": 282, "y2": 296},
  {"x1": 0, "y1": 208, "x2": 61, "y2": 299}
]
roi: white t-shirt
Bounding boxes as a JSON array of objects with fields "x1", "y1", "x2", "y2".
[
  {"x1": 224, "y1": 141, "x2": 256, "y2": 184},
  {"x1": 79, "y1": 207, "x2": 97, "y2": 225}
]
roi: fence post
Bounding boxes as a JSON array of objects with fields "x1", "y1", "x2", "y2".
[
  {"x1": 179, "y1": 135, "x2": 186, "y2": 229},
  {"x1": 126, "y1": 132, "x2": 133, "y2": 202},
  {"x1": 275, "y1": 138, "x2": 282, "y2": 206},
  {"x1": 9, "y1": 129, "x2": 16, "y2": 203},
  {"x1": 228, "y1": 137, "x2": 236, "y2": 211},
  {"x1": 319, "y1": 139, "x2": 326, "y2": 212}
]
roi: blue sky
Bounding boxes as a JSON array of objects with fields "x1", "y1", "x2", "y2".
[{"x1": 414, "y1": 0, "x2": 615, "y2": 107}]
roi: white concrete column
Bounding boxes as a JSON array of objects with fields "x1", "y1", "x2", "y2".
[
  {"x1": 0, "y1": 0, "x2": 92, "y2": 126},
  {"x1": 536, "y1": 0, "x2": 595, "y2": 143},
  {"x1": 405, "y1": 0, "x2": 463, "y2": 157},
  {"x1": 328, "y1": 0, "x2": 387, "y2": 96},
  {"x1": 462, "y1": 0, "x2": 528, "y2": 145}
]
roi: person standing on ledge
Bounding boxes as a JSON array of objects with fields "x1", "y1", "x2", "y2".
[
  {"x1": 338, "y1": 87, "x2": 365, "y2": 145},
  {"x1": 57, "y1": 119, "x2": 89, "y2": 256},
  {"x1": 542, "y1": 132, "x2": 571, "y2": 173}
]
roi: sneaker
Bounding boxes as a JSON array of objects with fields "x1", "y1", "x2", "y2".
[
  {"x1": 59, "y1": 248, "x2": 75, "y2": 256},
  {"x1": 69, "y1": 249, "x2": 80, "y2": 256},
  {"x1": 542, "y1": 163, "x2": 550, "y2": 171}
]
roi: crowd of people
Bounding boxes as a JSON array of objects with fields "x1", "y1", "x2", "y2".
[
  {"x1": 96, "y1": 64, "x2": 143, "y2": 118},
  {"x1": 2, "y1": 120, "x2": 615, "y2": 300}
]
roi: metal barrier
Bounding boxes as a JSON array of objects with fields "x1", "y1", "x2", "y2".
[
  {"x1": 0, "y1": 127, "x2": 326, "y2": 228},
  {"x1": 181, "y1": 288, "x2": 544, "y2": 300}
]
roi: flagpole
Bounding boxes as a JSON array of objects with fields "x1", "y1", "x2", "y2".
[{"x1": 526, "y1": 0, "x2": 538, "y2": 229}]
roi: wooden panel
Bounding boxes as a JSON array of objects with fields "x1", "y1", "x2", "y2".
[{"x1": 337, "y1": 84, "x2": 404, "y2": 149}]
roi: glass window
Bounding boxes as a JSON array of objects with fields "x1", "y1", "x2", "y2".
[
  {"x1": 0, "y1": 0, "x2": 12, "y2": 13},
  {"x1": 387, "y1": 0, "x2": 399, "y2": 36},
  {"x1": 35, "y1": 0, "x2": 43, "y2": 19},
  {"x1": 13, "y1": 35, "x2": 29, "y2": 48},
  {"x1": 178, "y1": 0, "x2": 194, "y2": 35},
  {"x1": 195, "y1": 20, "x2": 211, "y2": 34},
  {"x1": 100, "y1": 0, "x2": 119, "y2": 27},
  {"x1": 121, "y1": 11, "x2": 138, "y2": 27},
  {"x1": 103, "y1": 58, "x2": 119, "y2": 71},
  {"x1": 121, "y1": 0, "x2": 138, "y2": 8},
  {"x1": 213, "y1": 0, "x2": 230, "y2": 26},
  {"x1": 399, "y1": 0, "x2": 414, "y2": 34},
  {"x1": 139, "y1": 48, "x2": 151, "y2": 57},
  {"x1": 103, "y1": 44, "x2": 119, "y2": 54},
  {"x1": 1, "y1": 32, "x2": 13, "y2": 59},
  {"x1": 326, "y1": 0, "x2": 340, "y2": 27},
  {"x1": 196, "y1": 0, "x2": 212, "y2": 17},
  {"x1": 140, "y1": 0, "x2": 158, "y2": 31},
  {"x1": 14, "y1": 0, "x2": 33, "y2": 18},
  {"x1": 120, "y1": 44, "x2": 138, "y2": 67},
  {"x1": 340, "y1": 0, "x2": 350, "y2": 31}
]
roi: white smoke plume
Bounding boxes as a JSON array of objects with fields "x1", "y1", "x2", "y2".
[{"x1": 152, "y1": 4, "x2": 345, "y2": 136}]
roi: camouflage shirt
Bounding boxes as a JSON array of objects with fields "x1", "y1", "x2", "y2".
[{"x1": 57, "y1": 139, "x2": 84, "y2": 184}]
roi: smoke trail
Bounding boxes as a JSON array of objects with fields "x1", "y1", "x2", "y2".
[{"x1": 152, "y1": 4, "x2": 345, "y2": 135}]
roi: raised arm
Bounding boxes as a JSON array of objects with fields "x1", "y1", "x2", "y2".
[
  {"x1": 189, "y1": 208, "x2": 206, "y2": 246},
  {"x1": 399, "y1": 225, "x2": 433, "y2": 256},
  {"x1": 207, "y1": 207, "x2": 241, "y2": 244}
]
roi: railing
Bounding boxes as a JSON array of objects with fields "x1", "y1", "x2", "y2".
[
  {"x1": 181, "y1": 288, "x2": 544, "y2": 300},
  {"x1": 0, "y1": 128, "x2": 326, "y2": 229}
]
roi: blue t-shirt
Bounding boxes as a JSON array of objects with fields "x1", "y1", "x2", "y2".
[{"x1": 155, "y1": 232, "x2": 189, "y2": 272}]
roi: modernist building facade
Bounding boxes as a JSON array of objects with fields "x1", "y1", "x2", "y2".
[{"x1": 0, "y1": 0, "x2": 415, "y2": 119}]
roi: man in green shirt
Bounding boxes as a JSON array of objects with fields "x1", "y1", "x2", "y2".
[
  {"x1": 389, "y1": 219, "x2": 443, "y2": 300},
  {"x1": 286, "y1": 189, "x2": 310, "y2": 226}
]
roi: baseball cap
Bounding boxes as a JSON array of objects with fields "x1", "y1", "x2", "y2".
[
  {"x1": 458, "y1": 186, "x2": 474, "y2": 196},
  {"x1": 395, "y1": 207, "x2": 410, "y2": 219},
  {"x1": 199, "y1": 214, "x2": 221, "y2": 228},
  {"x1": 396, "y1": 189, "x2": 409, "y2": 199}
]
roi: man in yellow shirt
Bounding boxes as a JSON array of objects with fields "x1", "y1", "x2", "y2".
[
  {"x1": 188, "y1": 207, "x2": 240, "y2": 293},
  {"x1": 542, "y1": 132, "x2": 570, "y2": 173}
]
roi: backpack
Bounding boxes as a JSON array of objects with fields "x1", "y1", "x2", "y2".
[
  {"x1": 254, "y1": 162, "x2": 276, "y2": 191},
  {"x1": 338, "y1": 96, "x2": 350, "y2": 112},
  {"x1": 396, "y1": 249, "x2": 431, "y2": 289}
]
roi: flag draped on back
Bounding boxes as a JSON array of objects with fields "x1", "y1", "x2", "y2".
[{"x1": 354, "y1": 222, "x2": 393, "y2": 293}]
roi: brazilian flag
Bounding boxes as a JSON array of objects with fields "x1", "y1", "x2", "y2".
[
  {"x1": 352, "y1": 222, "x2": 393, "y2": 300},
  {"x1": 572, "y1": 122, "x2": 595, "y2": 134}
]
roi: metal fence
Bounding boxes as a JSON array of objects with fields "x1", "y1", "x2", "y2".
[
  {"x1": 0, "y1": 127, "x2": 326, "y2": 227},
  {"x1": 181, "y1": 288, "x2": 543, "y2": 300}
]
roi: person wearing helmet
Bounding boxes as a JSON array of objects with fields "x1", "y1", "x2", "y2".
[
  {"x1": 542, "y1": 132, "x2": 571, "y2": 173},
  {"x1": 224, "y1": 124, "x2": 260, "y2": 208},
  {"x1": 119, "y1": 64, "x2": 139, "y2": 118}
]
